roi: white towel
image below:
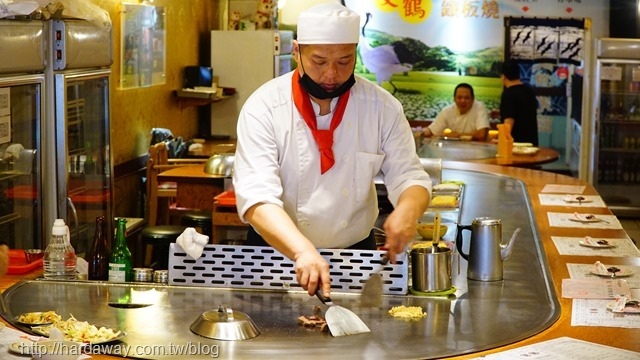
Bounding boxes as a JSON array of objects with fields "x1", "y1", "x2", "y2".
[{"x1": 176, "y1": 227, "x2": 209, "y2": 259}]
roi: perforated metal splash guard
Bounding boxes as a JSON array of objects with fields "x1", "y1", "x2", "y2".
[{"x1": 168, "y1": 244, "x2": 408, "y2": 295}]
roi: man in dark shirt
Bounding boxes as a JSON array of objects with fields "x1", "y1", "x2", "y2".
[{"x1": 500, "y1": 61, "x2": 539, "y2": 146}]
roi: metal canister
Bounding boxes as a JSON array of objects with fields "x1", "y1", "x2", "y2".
[
  {"x1": 410, "y1": 247, "x2": 452, "y2": 292},
  {"x1": 132, "y1": 268, "x2": 154, "y2": 282},
  {"x1": 154, "y1": 270, "x2": 169, "y2": 284}
]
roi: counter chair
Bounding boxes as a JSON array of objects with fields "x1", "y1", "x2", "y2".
[
  {"x1": 180, "y1": 210, "x2": 213, "y2": 239},
  {"x1": 139, "y1": 142, "x2": 207, "y2": 269},
  {"x1": 146, "y1": 142, "x2": 207, "y2": 227},
  {"x1": 140, "y1": 225, "x2": 186, "y2": 269}
]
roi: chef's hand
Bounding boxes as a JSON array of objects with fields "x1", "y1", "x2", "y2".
[
  {"x1": 382, "y1": 213, "x2": 415, "y2": 263},
  {"x1": 294, "y1": 249, "x2": 331, "y2": 297},
  {"x1": 383, "y1": 186, "x2": 430, "y2": 262}
]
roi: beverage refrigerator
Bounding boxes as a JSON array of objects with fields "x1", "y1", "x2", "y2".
[
  {"x1": 45, "y1": 19, "x2": 114, "y2": 255},
  {"x1": 207, "y1": 30, "x2": 293, "y2": 138},
  {"x1": 590, "y1": 38, "x2": 640, "y2": 216},
  {"x1": 0, "y1": 20, "x2": 46, "y2": 249}
]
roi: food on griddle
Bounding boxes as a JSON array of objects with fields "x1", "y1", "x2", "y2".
[
  {"x1": 388, "y1": 305, "x2": 427, "y2": 320},
  {"x1": 297, "y1": 305, "x2": 328, "y2": 331},
  {"x1": 17, "y1": 311, "x2": 62, "y2": 325},
  {"x1": 297, "y1": 315, "x2": 327, "y2": 328},
  {"x1": 34, "y1": 314, "x2": 122, "y2": 343}
]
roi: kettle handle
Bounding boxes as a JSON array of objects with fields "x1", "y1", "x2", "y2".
[{"x1": 456, "y1": 224, "x2": 472, "y2": 260}]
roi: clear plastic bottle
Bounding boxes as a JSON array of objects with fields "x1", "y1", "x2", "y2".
[{"x1": 43, "y1": 219, "x2": 77, "y2": 279}]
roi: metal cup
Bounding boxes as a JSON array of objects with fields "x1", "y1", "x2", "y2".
[{"x1": 410, "y1": 247, "x2": 452, "y2": 292}]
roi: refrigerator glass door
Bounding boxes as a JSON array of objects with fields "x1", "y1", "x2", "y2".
[
  {"x1": 55, "y1": 70, "x2": 112, "y2": 255},
  {"x1": 595, "y1": 59, "x2": 640, "y2": 214},
  {"x1": 0, "y1": 75, "x2": 44, "y2": 249}
]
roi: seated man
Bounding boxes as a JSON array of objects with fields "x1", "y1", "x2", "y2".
[{"x1": 423, "y1": 83, "x2": 490, "y2": 141}]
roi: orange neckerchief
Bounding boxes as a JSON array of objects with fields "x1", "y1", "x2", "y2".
[{"x1": 292, "y1": 69, "x2": 350, "y2": 174}]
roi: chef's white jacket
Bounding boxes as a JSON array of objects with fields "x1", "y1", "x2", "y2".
[
  {"x1": 233, "y1": 72, "x2": 431, "y2": 249},
  {"x1": 428, "y1": 101, "x2": 490, "y2": 136}
]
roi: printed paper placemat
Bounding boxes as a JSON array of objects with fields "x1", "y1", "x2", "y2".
[
  {"x1": 469, "y1": 336, "x2": 640, "y2": 359},
  {"x1": 538, "y1": 194, "x2": 606, "y2": 208},
  {"x1": 551, "y1": 236, "x2": 640, "y2": 257},
  {"x1": 541, "y1": 184, "x2": 586, "y2": 194},
  {"x1": 547, "y1": 212, "x2": 623, "y2": 230}
]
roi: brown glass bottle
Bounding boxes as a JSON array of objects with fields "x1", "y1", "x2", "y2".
[{"x1": 88, "y1": 216, "x2": 110, "y2": 280}]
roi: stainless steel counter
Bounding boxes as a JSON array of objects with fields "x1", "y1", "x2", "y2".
[
  {"x1": 0, "y1": 169, "x2": 559, "y2": 359},
  {"x1": 418, "y1": 139, "x2": 497, "y2": 160}
]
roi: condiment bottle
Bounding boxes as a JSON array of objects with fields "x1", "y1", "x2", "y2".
[
  {"x1": 43, "y1": 219, "x2": 77, "y2": 279},
  {"x1": 88, "y1": 216, "x2": 110, "y2": 280},
  {"x1": 497, "y1": 123, "x2": 513, "y2": 158},
  {"x1": 108, "y1": 218, "x2": 132, "y2": 282}
]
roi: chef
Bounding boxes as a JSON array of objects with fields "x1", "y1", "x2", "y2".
[{"x1": 233, "y1": 3, "x2": 431, "y2": 298}]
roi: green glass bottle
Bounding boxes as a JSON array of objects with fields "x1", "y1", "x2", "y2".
[{"x1": 108, "y1": 218, "x2": 132, "y2": 282}]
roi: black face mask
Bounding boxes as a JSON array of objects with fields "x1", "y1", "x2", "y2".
[{"x1": 298, "y1": 57, "x2": 356, "y2": 100}]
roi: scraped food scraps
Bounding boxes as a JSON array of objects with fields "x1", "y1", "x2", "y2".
[{"x1": 388, "y1": 305, "x2": 427, "y2": 320}]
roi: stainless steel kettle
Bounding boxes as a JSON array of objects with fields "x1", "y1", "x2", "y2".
[{"x1": 456, "y1": 217, "x2": 520, "y2": 281}]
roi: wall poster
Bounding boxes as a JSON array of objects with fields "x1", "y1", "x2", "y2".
[
  {"x1": 340, "y1": 0, "x2": 608, "y2": 121},
  {"x1": 120, "y1": 3, "x2": 166, "y2": 89}
]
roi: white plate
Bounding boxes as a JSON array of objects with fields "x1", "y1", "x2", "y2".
[
  {"x1": 579, "y1": 240, "x2": 616, "y2": 248},
  {"x1": 569, "y1": 213, "x2": 602, "y2": 223},
  {"x1": 607, "y1": 302, "x2": 640, "y2": 313},
  {"x1": 512, "y1": 147, "x2": 539, "y2": 155},
  {"x1": 14, "y1": 311, "x2": 61, "y2": 326},
  {"x1": 31, "y1": 325, "x2": 126, "y2": 345},
  {"x1": 513, "y1": 142, "x2": 534, "y2": 147},
  {"x1": 590, "y1": 268, "x2": 633, "y2": 277},
  {"x1": 563, "y1": 195, "x2": 592, "y2": 203},
  {"x1": 8, "y1": 340, "x2": 37, "y2": 355}
]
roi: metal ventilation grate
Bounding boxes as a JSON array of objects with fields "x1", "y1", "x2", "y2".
[{"x1": 168, "y1": 244, "x2": 408, "y2": 295}]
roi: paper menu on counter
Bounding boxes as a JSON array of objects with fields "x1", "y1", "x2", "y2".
[
  {"x1": 561, "y1": 278, "x2": 630, "y2": 299},
  {"x1": 469, "y1": 336, "x2": 640, "y2": 359},
  {"x1": 538, "y1": 194, "x2": 606, "y2": 208},
  {"x1": 547, "y1": 212, "x2": 623, "y2": 230},
  {"x1": 572, "y1": 298, "x2": 640, "y2": 328},
  {"x1": 0, "y1": 326, "x2": 41, "y2": 360},
  {"x1": 541, "y1": 184, "x2": 586, "y2": 194},
  {"x1": 551, "y1": 236, "x2": 640, "y2": 257}
]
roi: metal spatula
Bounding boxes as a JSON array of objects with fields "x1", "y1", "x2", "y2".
[
  {"x1": 316, "y1": 290, "x2": 371, "y2": 337},
  {"x1": 360, "y1": 253, "x2": 388, "y2": 308}
]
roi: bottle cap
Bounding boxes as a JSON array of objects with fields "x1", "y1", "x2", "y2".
[{"x1": 52, "y1": 219, "x2": 67, "y2": 235}]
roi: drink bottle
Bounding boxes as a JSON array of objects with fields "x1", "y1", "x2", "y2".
[
  {"x1": 108, "y1": 218, "x2": 132, "y2": 282},
  {"x1": 88, "y1": 216, "x2": 110, "y2": 280},
  {"x1": 43, "y1": 219, "x2": 77, "y2": 279}
]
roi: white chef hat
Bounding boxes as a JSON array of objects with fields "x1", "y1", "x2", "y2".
[{"x1": 296, "y1": 3, "x2": 360, "y2": 45}]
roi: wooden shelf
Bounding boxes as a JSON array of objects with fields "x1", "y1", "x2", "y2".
[{"x1": 174, "y1": 90, "x2": 233, "y2": 110}]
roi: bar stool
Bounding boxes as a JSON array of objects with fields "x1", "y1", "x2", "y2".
[
  {"x1": 140, "y1": 224, "x2": 187, "y2": 270},
  {"x1": 180, "y1": 210, "x2": 212, "y2": 239}
]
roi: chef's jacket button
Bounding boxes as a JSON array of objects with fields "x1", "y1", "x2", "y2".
[
  {"x1": 340, "y1": 221, "x2": 348, "y2": 228},
  {"x1": 343, "y1": 155, "x2": 350, "y2": 162},
  {"x1": 342, "y1": 188, "x2": 349, "y2": 197}
]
